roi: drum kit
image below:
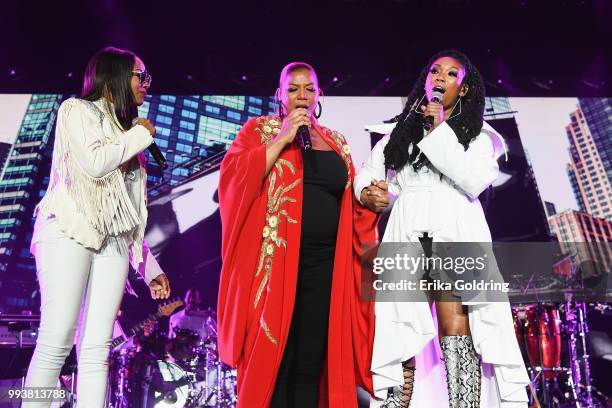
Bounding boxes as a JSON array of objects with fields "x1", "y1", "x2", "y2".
[
  {"x1": 511, "y1": 254, "x2": 611, "y2": 407},
  {"x1": 107, "y1": 303, "x2": 237, "y2": 408}
]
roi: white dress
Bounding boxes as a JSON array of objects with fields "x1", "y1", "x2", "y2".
[{"x1": 354, "y1": 121, "x2": 530, "y2": 407}]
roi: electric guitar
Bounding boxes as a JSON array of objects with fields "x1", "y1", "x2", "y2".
[{"x1": 111, "y1": 299, "x2": 184, "y2": 350}]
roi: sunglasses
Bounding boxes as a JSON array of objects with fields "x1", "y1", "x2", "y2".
[{"x1": 132, "y1": 70, "x2": 152, "y2": 85}]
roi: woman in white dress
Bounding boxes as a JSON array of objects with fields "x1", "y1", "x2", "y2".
[{"x1": 355, "y1": 50, "x2": 529, "y2": 407}]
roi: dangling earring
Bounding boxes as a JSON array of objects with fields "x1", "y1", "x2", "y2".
[
  {"x1": 410, "y1": 93, "x2": 428, "y2": 117},
  {"x1": 314, "y1": 101, "x2": 322, "y2": 119},
  {"x1": 447, "y1": 97, "x2": 462, "y2": 121}
]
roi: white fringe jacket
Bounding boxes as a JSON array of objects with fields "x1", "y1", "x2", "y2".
[{"x1": 34, "y1": 97, "x2": 162, "y2": 283}]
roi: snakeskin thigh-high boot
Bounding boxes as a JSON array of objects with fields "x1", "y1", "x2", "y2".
[{"x1": 440, "y1": 335, "x2": 481, "y2": 408}]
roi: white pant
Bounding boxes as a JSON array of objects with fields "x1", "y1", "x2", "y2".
[{"x1": 24, "y1": 220, "x2": 129, "y2": 408}]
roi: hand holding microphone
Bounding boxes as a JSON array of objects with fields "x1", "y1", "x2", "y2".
[
  {"x1": 134, "y1": 118, "x2": 156, "y2": 136},
  {"x1": 275, "y1": 108, "x2": 312, "y2": 147},
  {"x1": 133, "y1": 118, "x2": 168, "y2": 169},
  {"x1": 422, "y1": 86, "x2": 445, "y2": 131}
]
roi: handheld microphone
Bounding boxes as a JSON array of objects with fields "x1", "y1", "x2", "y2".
[
  {"x1": 295, "y1": 105, "x2": 313, "y2": 150},
  {"x1": 133, "y1": 118, "x2": 168, "y2": 169},
  {"x1": 297, "y1": 125, "x2": 312, "y2": 150},
  {"x1": 423, "y1": 86, "x2": 445, "y2": 132}
]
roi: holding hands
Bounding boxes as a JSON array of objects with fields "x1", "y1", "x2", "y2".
[{"x1": 361, "y1": 179, "x2": 390, "y2": 213}]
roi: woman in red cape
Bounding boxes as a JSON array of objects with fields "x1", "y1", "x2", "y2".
[{"x1": 217, "y1": 62, "x2": 379, "y2": 407}]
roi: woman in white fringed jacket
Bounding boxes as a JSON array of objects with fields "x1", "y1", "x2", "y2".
[{"x1": 24, "y1": 47, "x2": 171, "y2": 408}]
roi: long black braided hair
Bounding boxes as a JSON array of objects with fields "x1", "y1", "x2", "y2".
[{"x1": 383, "y1": 50, "x2": 486, "y2": 173}]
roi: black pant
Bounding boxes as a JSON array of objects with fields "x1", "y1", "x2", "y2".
[{"x1": 270, "y1": 259, "x2": 334, "y2": 408}]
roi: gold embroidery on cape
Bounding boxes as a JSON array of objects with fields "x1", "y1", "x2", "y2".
[
  {"x1": 329, "y1": 130, "x2": 352, "y2": 166},
  {"x1": 255, "y1": 116, "x2": 282, "y2": 144},
  {"x1": 260, "y1": 316, "x2": 278, "y2": 345},
  {"x1": 274, "y1": 158, "x2": 295, "y2": 178},
  {"x1": 253, "y1": 158, "x2": 301, "y2": 346},
  {"x1": 254, "y1": 266, "x2": 271, "y2": 312}
]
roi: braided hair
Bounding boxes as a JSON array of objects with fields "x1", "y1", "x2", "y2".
[{"x1": 383, "y1": 50, "x2": 485, "y2": 173}]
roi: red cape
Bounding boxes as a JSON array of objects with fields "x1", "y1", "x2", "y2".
[{"x1": 218, "y1": 116, "x2": 378, "y2": 407}]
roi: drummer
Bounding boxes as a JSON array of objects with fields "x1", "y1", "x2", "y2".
[{"x1": 168, "y1": 288, "x2": 217, "y2": 341}]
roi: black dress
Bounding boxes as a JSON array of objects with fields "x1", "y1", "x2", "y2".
[{"x1": 270, "y1": 149, "x2": 348, "y2": 407}]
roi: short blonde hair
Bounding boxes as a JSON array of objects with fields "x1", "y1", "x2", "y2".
[{"x1": 279, "y1": 61, "x2": 318, "y2": 86}]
